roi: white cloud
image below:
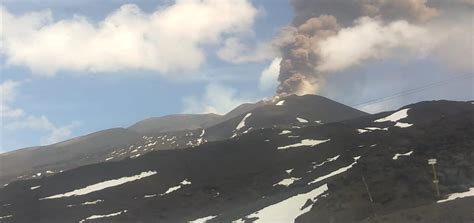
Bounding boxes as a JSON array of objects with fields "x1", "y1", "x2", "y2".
[
  {"x1": 316, "y1": 15, "x2": 474, "y2": 73},
  {"x1": 0, "y1": 0, "x2": 259, "y2": 76},
  {"x1": 0, "y1": 80, "x2": 25, "y2": 119},
  {"x1": 317, "y1": 17, "x2": 436, "y2": 73},
  {"x1": 182, "y1": 83, "x2": 254, "y2": 115},
  {"x1": 1, "y1": 80, "x2": 80, "y2": 147},
  {"x1": 259, "y1": 57, "x2": 281, "y2": 91},
  {"x1": 4, "y1": 115, "x2": 81, "y2": 145},
  {"x1": 429, "y1": 16, "x2": 474, "y2": 73},
  {"x1": 217, "y1": 37, "x2": 276, "y2": 63}
]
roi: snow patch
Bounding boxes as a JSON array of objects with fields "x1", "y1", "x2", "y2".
[
  {"x1": 437, "y1": 187, "x2": 474, "y2": 203},
  {"x1": 81, "y1": 200, "x2": 103, "y2": 205},
  {"x1": 279, "y1": 130, "x2": 292, "y2": 135},
  {"x1": 242, "y1": 127, "x2": 253, "y2": 134},
  {"x1": 105, "y1": 157, "x2": 114, "y2": 161},
  {"x1": 394, "y1": 122, "x2": 413, "y2": 128},
  {"x1": 144, "y1": 194, "x2": 157, "y2": 198},
  {"x1": 275, "y1": 100, "x2": 285, "y2": 106},
  {"x1": 296, "y1": 117, "x2": 308, "y2": 123},
  {"x1": 199, "y1": 129, "x2": 205, "y2": 137},
  {"x1": 236, "y1": 113, "x2": 252, "y2": 131},
  {"x1": 79, "y1": 210, "x2": 127, "y2": 223},
  {"x1": 189, "y1": 215, "x2": 217, "y2": 223},
  {"x1": 374, "y1": 108, "x2": 410, "y2": 123},
  {"x1": 392, "y1": 151, "x2": 413, "y2": 160},
  {"x1": 0, "y1": 215, "x2": 13, "y2": 220},
  {"x1": 161, "y1": 179, "x2": 192, "y2": 196},
  {"x1": 285, "y1": 169, "x2": 294, "y2": 174},
  {"x1": 365, "y1": 127, "x2": 388, "y2": 131},
  {"x1": 273, "y1": 177, "x2": 301, "y2": 187},
  {"x1": 130, "y1": 154, "x2": 141, "y2": 159},
  {"x1": 309, "y1": 158, "x2": 359, "y2": 185},
  {"x1": 40, "y1": 171, "x2": 157, "y2": 200},
  {"x1": 234, "y1": 184, "x2": 328, "y2": 223},
  {"x1": 278, "y1": 139, "x2": 330, "y2": 150},
  {"x1": 357, "y1": 129, "x2": 369, "y2": 134},
  {"x1": 30, "y1": 185, "x2": 41, "y2": 190},
  {"x1": 313, "y1": 155, "x2": 340, "y2": 168}
]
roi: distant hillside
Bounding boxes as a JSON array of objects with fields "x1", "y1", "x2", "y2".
[
  {"x1": 128, "y1": 113, "x2": 222, "y2": 134},
  {"x1": 0, "y1": 95, "x2": 366, "y2": 186}
]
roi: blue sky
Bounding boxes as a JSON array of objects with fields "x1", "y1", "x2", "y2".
[{"x1": 0, "y1": 0, "x2": 472, "y2": 152}]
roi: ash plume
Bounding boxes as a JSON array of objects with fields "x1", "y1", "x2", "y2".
[{"x1": 274, "y1": 0, "x2": 461, "y2": 96}]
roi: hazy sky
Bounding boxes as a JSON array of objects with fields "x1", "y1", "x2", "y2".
[{"x1": 1, "y1": 0, "x2": 472, "y2": 152}]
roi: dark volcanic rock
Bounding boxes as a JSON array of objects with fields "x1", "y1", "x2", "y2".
[
  {"x1": 0, "y1": 100, "x2": 472, "y2": 223},
  {"x1": 0, "y1": 95, "x2": 367, "y2": 187}
]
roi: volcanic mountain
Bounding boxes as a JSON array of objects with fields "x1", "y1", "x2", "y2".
[
  {"x1": 0, "y1": 95, "x2": 367, "y2": 186},
  {"x1": 0, "y1": 99, "x2": 472, "y2": 223}
]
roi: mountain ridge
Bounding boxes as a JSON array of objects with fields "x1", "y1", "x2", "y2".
[{"x1": 0, "y1": 100, "x2": 472, "y2": 222}]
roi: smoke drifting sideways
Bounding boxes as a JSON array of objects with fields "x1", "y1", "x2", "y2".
[{"x1": 274, "y1": 0, "x2": 473, "y2": 96}]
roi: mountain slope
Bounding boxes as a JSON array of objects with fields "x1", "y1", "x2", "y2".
[
  {"x1": 127, "y1": 101, "x2": 266, "y2": 135},
  {"x1": 0, "y1": 95, "x2": 366, "y2": 186},
  {"x1": 205, "y1": 94, "x2": 368, "y2": 140},
  {"x1": 0, "y1": 100, "x2": 472, "y2": 223},
  {"x1": 0, "y1": 128, "x2": 141, "y2": 185},
  {"x1": 128, "y1": 114, "x2": 222, "y2": 134}
]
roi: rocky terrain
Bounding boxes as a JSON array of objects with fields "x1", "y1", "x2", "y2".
[
  {"x1": 0, "y1": 99, "x2": 472, "y2": 223},
  {"x1": 0, "y1": 95, "x2": 366, "y2": 186}
]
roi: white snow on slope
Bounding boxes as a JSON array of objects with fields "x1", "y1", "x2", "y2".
[
  {"x1": 30, "y1": 185, "x2": 41, "y2": 190},
  {"x1": 130, "y1": 154, "x2": 141, "y2": 158},
  {"x1": 188, "y1": 215, "x2": 217, "y2": 223},
  {"x1": 375, "y1": 108, "x2": 410, "y2": 123},
  {"x1": 144, "y1": 194, "x2": 157, "y2": 198},
  {"x1": 309, "y1": 158, "x2": 359, "y2": 185},
  {"x1": 234, "y1": 184, "x2": 328, "y2": 223},
  {"x1": 365, "y1": 127, "x2": 388, "y2": 131},
  {"x1": 199, "y1": 129, "x2": 206, "y2": 137},
  {"x1": 357, "y1": 129, "x2": 369, "y2": 134},
  {"x1": 273, "y1": 177, "x2": 301, "y2": 187},
  {"x1": 278, "y1": 139, "x2": 330, "y2": 150},
  {"x1": 394, "y1": 122, "x2": 413, "y2": 128},
  {"x1": 296, "y1": 117, "x2": 308, "y2": 123},
  {"x1": 437, "y1": 187, "x2": 474, "y2": 203},
  {"x1": 275, "y1": 100, "x2": 285, "y2": 106},
  {"x1": 40, "y1": 171, "x2": 157, "y2": 200},
  {"x1": 242, "y1": 127, "x2": 253, "y2": 134},
  {"x1": 279, "y1": 130, "x2": 292, "y2": 135},
  {"x1": 313, "y1": 155, "x2": 340, "y2": 168},
  {"x1": 236, "y1": 113, "x2": 252, "y2": 131},
  {"x1": 392, "y1": 151, "x2": 413, "y2": 160},
  {"x1": 285, "y1": 169, "x2": 294, "y2": 174},
  {"x1": 79, "y1": 210, "x2": 127, "y2": 223},
  {"x1": 0, "y1": 215, "x2": 13, "y2": 220},
  {"x1": 81, "y1": 200, "x2": 103, "y2": 205},
  {"x1": 161, "y1": 179, "x2": 192, "y2": 196}
]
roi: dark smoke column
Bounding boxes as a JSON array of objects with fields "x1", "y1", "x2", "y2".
[
  {"x1": 276, "y1": 15, "x2": 339, "y2": 96},
  {"x1": 275, "y1": 0, "x2": 438, "y2": 96}
]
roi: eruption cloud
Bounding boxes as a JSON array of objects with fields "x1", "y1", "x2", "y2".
[{"x1": 274, "y1": 0, "x2": 473, "y2": 96}]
